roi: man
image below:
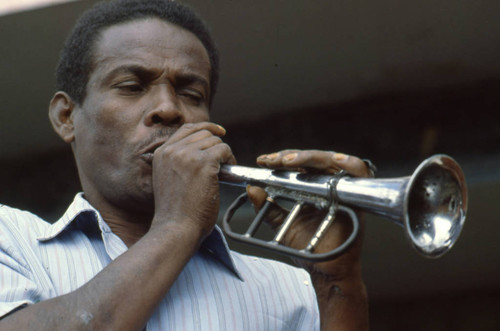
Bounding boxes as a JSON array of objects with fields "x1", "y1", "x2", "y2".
[{"x1": 0, "y1": 0, "x2": 371, "y2": 329}]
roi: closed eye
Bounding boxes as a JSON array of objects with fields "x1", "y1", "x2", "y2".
[
  {"x1": 175, "y1": 74, "x2": 209, "y2": 105},
  {"x1": 177, "y1": 89, "x2": 205, "y2": 105},
  {"x1": 113, "y1": 81, "x2": 146, "y2": 94}
]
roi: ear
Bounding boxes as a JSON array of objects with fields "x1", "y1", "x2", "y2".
[{"x1": 49, "y1": 91, "x2": 76, "y2": 143}]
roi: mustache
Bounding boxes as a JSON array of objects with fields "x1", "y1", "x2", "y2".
[{"x1": 140, "y1": 127, "x2": 178, "y2": 152}]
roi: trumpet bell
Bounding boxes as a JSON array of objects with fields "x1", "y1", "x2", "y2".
[
  {"x1": 404, "y1": 155, "x2": 467, "y2": 258},
  {"x1": 334, "y1": 154, "x2": 467, "y2": 258}
]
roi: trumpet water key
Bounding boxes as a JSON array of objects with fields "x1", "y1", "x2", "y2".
[{"x1": 219, "y1": 154, "x2": 467, "y2": 262}]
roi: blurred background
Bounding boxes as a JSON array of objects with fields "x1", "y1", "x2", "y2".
[{"x1": 0, "y1": 0, "x2": 499, "y2": 329}]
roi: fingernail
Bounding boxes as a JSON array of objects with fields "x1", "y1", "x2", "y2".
[
  {"x1": 217, "y1": 125, "x2": 226, "y2": 135},
  {"x1": 333, "y1": 153, "x2": 348, "y2": 161},
  {"x1": 283, "y1": 153, "x2": 298, "y2": 162},
  {"x1": 267, "y1": 153, "x2": 279, "y2": 160}
]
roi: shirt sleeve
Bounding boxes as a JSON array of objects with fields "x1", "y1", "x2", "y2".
[{"x1": 0, "y1": 217, "x2": 44, "y2": 318}]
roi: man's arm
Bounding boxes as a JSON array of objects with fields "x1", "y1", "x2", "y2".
[
  {"x1": 1, "y1": 221, "x2": 202, "y2": 330},
  {"x1": 307, "y1": 214, "x2": 369, "y2": 331},
  {"x1": 313, "y1": 275, "x2": 368, "y2": 330},
  {"x1": 1, "y1": 123, "x2": 234, "y2": 330},
  {"x1": 252, "y1": 150, "x2": 371, "y2": 330}
]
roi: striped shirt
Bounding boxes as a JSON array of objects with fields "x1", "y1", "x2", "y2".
[{"x1": 0, "y1": 193, "x2": 319, "y2": 330}]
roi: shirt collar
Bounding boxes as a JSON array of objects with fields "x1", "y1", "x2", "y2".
[
  {"x1": 200, "y1": 226, "x2": 243, "y2": 280},
  {"x1": 37, "y1": 193, "x2": 97, "y2": 241},
  {"x1": 37, "y1": 193, "x2": 242, "y2": 279}
]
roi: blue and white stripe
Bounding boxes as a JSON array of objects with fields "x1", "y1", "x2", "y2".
[{"x1": 0, "y1": 194, "x2": 319, "y2": 330}]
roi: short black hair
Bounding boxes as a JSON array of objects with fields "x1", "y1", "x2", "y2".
[{"x1": 56, "y1": 0, "x2": 219, "y2": 106}]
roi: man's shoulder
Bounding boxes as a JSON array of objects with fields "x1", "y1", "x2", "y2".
[{"x1": 0, "y1": 204, "x2": 50, "y2": 239}]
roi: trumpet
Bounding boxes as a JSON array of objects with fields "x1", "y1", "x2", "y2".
[{"x1": 219, "y1": 154, "x2": 467, "y2": 262}]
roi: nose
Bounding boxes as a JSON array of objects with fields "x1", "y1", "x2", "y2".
[{"x1": 144, "y1": 85, "x2": 183, "y2": 127}]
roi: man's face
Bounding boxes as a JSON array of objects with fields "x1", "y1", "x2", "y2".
[{"x1": 71, "y1": 18, "x2": 211, "y2": 214}]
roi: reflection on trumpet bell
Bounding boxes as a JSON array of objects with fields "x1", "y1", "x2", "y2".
[
  {"x1": 406, "y1": 156, "x2": 467, "y2": 257},
  {"x1": 220, "y1": 154, "x2": 467, "y2": 262}
]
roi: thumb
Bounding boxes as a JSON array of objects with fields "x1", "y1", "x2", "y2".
[{"x1": 246, "y1": 185, "x2": 267, "y2": 212}]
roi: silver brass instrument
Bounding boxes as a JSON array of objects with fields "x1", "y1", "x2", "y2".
[{"x1": 220, "y1": 154, "x2": 467, "y2": 262}]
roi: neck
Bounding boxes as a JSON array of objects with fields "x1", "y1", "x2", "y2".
[
  {"x1": 104, "y1": 215, "x2": 151, "y2": 247},
  {"x1": 82, "y1": 193, "x2": 154, "y2": 247}
]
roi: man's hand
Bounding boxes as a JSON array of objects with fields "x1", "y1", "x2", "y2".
[
  {"x1": 248, "y1": 149, "x2": 372, "y2": 330},
  {"x1": 151, "y1": 122, "x2": 236, "y2": 241},
  {"x1": 1, "y1": 123, "x2": 237, "y2": 331}
]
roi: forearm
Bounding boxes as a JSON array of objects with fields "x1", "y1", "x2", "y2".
[
  {"x1": 313, "y1": 274, "x2": 369, "y2": 331},
  {"x1": 0, "y1": 221, "x2": 203, "y2": 331}
]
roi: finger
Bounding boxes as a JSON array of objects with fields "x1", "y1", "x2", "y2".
[
  {"x1": 155, "y1": 134, "x2": 234, "y2": 173},
  {"x1": 156, "y1": 131, "x2": 223, "y2": 159},
  {"x1": 186, "y1": 134, "x2": 223, "y2": 151},
  {"x1": 258, "y1": 150, "x2": 371, "y2": 178},
  {"x1": 329, "y1": 153, "x2": 372, "y2": 178},
  {"x1": 165, "y1": 129, "x2": 220, "y2": 149},
  {"x1": 167, "y1": 122, "x2": 226, "y2": 145},
  {"x1": 246, "y1": 185, "x2": 288, "y2": 229},
  {"x1": 246, "y1": 185, "x2": 267, "y2": 210},
  {"x1": 257, "y1": 150, "x2": 341, "y2": 173},
  {"x1": 160, "y1": 124, "x2": 234, "y2": 164},
  {"x1": 256, "y1": 149, "x2": 302, "y2": 169},
  {"x1": 203, "y1": 142, "x2": 236, "y2": 166},
  {"x1": 181, "y1": 136, "x2": 236, "y2": 165},
  {"x1": 281, "y1": 150, "x2": 341, "y2": 173}
]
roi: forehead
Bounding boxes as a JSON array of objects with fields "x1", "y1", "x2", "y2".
[{"x1": 91, "y1": 18, "x2": 211, "y2": 80}]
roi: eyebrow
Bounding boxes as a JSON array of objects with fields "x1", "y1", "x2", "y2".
[
  {"x1": 175, "y1": 73, "x2": 210, "y2": 93},
  {"x1": 102, "y1": 64, "x2": 161, "y2": 83},
  {"x1": 102, "y1": 64, "x2": 210, "y2": 92}
]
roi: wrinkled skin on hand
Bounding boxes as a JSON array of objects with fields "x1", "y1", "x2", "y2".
[
  {"x1": 247, "y1": 149, "x2": 373, "y2": 280},
  {"x1": 151, "y1": 122, "x2": 236, "y2": 239}
]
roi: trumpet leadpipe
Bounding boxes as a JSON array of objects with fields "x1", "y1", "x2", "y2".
[{"x1": 219, "y1": 165, "x2": 335, "y2": 208}]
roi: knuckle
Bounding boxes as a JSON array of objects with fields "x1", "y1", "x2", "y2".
[
  {"x1": 191, "y1": 129, "x2": 210, "y2": 140},
  {"x1": 169, "y1": 147, "x2": 188, "y2": 161},
  {"x1": 221, "y1": 143, "x2": 233, "y2": 156},
  {"x1": 209, "y1": 135, "x2": 222, "y2": 144},
  {"x1": 199, "y1": 128, "x2": 211, "y2": 135}
]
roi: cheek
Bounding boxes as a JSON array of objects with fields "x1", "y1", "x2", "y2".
[
  {"x1": 184, "y1": 108, "x2": 210, "y2": 123},
  {"x1": 92, "y1": 99, "x2": 134, "y2": 128},
  {"x1": 74, "y1": 100, "x2": 138, "y2": 151}
]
